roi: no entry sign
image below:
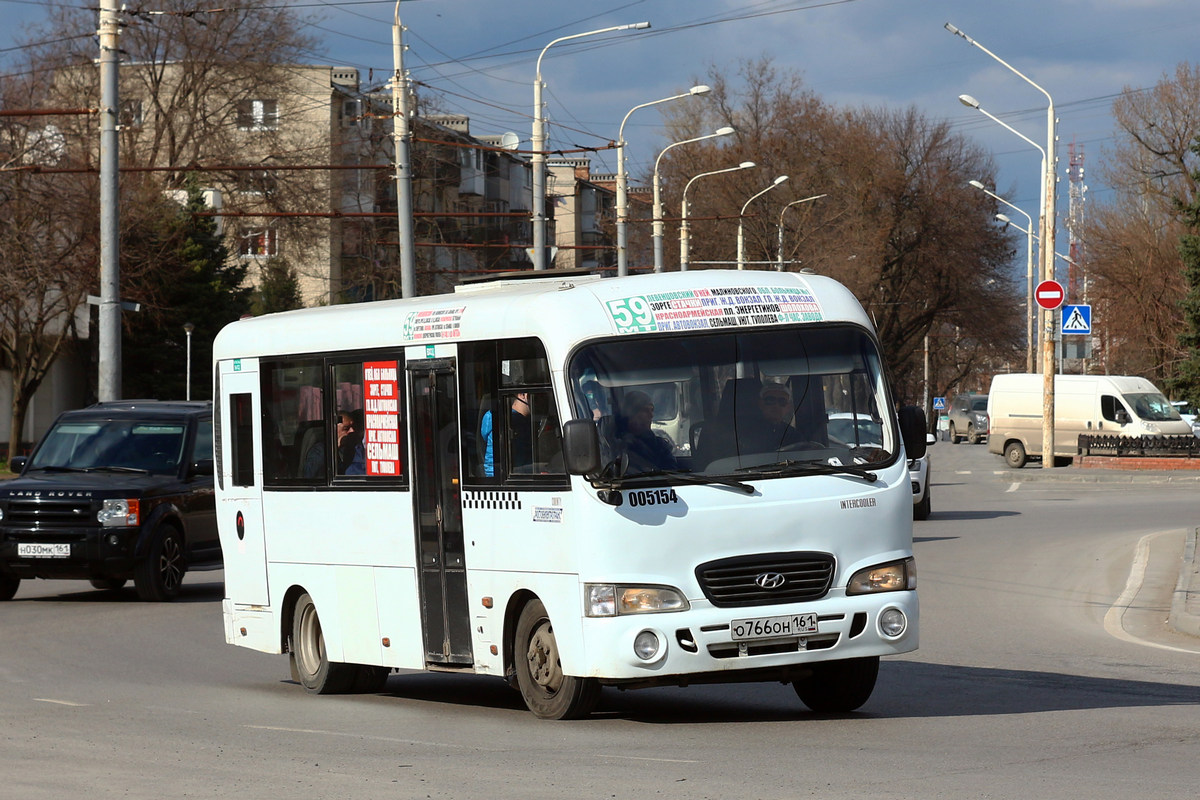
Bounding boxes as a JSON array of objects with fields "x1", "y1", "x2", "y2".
[{"x1": 1035, "y1": 279, "x2": 1065, "y2": 310}]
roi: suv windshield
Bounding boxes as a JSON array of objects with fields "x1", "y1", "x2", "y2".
[
  {"x1": 568, "y1": 325, "x2": 896, "y2": 481},
  {"x1": 28, "y1": 419, "x2": 188, "y2": 475}
]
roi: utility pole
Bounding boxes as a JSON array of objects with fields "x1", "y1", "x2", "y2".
[
  {"x1": 97, "y1": 0, "x2": 121, "y2": 401},
  {"x1": 392, "y1": 3, "x2": 416, "y2": 298}
]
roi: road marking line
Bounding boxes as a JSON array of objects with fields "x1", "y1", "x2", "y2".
[
  {"x1": 604, "y1": 755, "x2": 701, "y2": 763},
  {"x1": 34, "y1": 698, "x2": 89, "y2": 707},
  {"x1": 1005, "y1": 483, "x2": 1019, "y2": 493},
  {"x1": 1103, "y1": 531, "x2": 1200, "y2": 654}
]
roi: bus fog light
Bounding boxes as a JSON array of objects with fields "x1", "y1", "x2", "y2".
[
  {"x1": 879, "y1": 608, "x2": 907, "y2": 638},
  {"x1": 633, "y1": 630, "x2": 661, "y2": 661}
]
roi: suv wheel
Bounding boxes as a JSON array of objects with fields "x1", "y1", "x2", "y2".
[
  {"x1": 135, "y1": 525, "x2": 186, "y2": 601},
  {"x1": 948, "y1": 422, "x2": 959, "y2": 443},
  {"x1": 0, "y1": 573, "x2": 19, "y2": 601}
]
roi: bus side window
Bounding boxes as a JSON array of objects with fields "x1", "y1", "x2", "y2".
[
  {"x1": 460, "y1": 338, "x2": 565, "y2": 484},
  {"x1": 332, "y1": 359, "x2": 404, "y2": 480},
  {"x1": 261, "y1": 358, "x2": 325, "y2": 484}
]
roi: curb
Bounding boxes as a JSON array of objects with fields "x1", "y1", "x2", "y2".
[
  {"x1": 1168, "y1": 527, "x2": 1200, "y2": 639},
  {"x1": 982, "y1": 463, "x2": 1200, "y2": 640}
]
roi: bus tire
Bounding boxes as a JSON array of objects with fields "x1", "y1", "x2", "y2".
[
  {"x1": 1004, "y1": 441, "x2": 1027, "y2": 469},
  {"x1": 793, "y1": 656, "x2": 879, "y2": 713},
  {"x1": 134, "y1": 524, "x2": 185, "y2": 601},
  {"x1": 291, "y1": 592, "x2": 357, "y2": 694},
  {"x1": 514, "y1": 599, "x2": 600, "y2": 720},
  {"x1": 0, "y1": 573, "x2": 19, "y2": 601}
]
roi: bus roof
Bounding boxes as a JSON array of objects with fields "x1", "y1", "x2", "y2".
[{"x1": 212, "y1": 269, "x2": 874, "y2": 364}]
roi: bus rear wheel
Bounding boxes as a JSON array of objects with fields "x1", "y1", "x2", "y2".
[
  {"x1": 514, "y1": 599, "x2": 599, "y2": 720},
  {"x1": 291, "y1": 592, "x2": 358, "y2": 694},
  {"x1": 793, "y1": 656, "x2": 879, "y2": 713}
]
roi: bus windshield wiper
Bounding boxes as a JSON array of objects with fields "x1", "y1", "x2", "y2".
[
  {"x1": 735, "y1": 459, "x2": 878, "y2": 482},
  {"x1": 626, "y1": 468, "x2": 755, "y2": 494}
]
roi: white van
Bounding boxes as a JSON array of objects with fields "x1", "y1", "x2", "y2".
[{"x1": 987, "y1": 373, "x2": 1193, "y2": 468}]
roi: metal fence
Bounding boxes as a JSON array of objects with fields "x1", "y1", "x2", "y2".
[{"x1": 1078, "y1": 434, "x2": 1200, "y2": 458}]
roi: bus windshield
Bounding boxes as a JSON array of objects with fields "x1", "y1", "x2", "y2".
[{"x1": 568, "y1": 325, "x2": 897, "y2": 481}]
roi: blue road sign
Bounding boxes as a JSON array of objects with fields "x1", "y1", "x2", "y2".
[
  {"x1": 932, "y1": 396, "x2": 946, "y2": 410},
  {"x1": 1061, "y1": 304, "x2": 1091, "y2": 335}
]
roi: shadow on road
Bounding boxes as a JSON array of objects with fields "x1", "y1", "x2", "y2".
[{"x1": 354, "y1": 659, "x2": 1198, "y2": 724}]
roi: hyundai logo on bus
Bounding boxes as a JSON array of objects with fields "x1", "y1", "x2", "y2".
[{"x1": 755, "y1": 572, "x2": 787, "y2": 589}]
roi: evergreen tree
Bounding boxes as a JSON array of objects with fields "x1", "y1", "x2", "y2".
[
  {"x1": 250, "y1": 257, "x2": 304, "y2": 315},
  {"x1": 1166, "y1": 136, "x2": 1200, "y2": 406},
  {"x1": 122, "y1": 180, "x2": 250, "y2": 401}
]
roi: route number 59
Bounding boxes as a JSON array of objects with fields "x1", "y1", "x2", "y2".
[{"x1": 607, "y1": 296, "x2": 656, "y2": 332}]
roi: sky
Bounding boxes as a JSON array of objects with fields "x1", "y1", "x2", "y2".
[{"x1": 4, "y1": 0, "x2": 1200, "y2": 234}]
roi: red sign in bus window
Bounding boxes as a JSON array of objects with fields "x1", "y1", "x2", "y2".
[{"x1": 362, "y1": 361, "x2": 401, "y2": 476}]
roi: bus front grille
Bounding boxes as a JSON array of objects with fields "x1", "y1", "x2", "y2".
[{"x1": 695, "y1": 551, "x2": 835, "y2": 608}]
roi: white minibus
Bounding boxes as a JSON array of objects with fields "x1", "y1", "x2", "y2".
[{"x1": 213, "y1": 269, "x2": 925, "y2": 719}]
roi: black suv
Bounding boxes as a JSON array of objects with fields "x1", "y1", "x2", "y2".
[{"x1": 0, "y1": 401, "x2": 217, "y2": 601}]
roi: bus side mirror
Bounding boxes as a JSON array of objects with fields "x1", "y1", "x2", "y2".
[
  {"x1": 562, "y1": 419, "x2": 601, "y2": 475},
  {"x1": 899, "y1": 406, "x2": 927, "y2": 459},
  {"x1": 1115, "y1": 408, "x2": 1130, "y2": 425}
]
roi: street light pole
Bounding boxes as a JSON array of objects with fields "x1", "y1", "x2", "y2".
[
  {"x1": 616, "y1": 84, "x2": 711, "y2": 277},
  {"x1": 737, "y1": 175, "x2": 789, "y2": 270},
  {"x1": 969, "y1": 180, "x2": 1035, "y2": 372},
  {"x1": 680, "y1": 161, "x2": 756, "y2": 271},
  {"x1": 532, "y1": 22, "x2": 650, "y2": 271},
  {"x1": 652, "y1": 126, "x2": 736, "y2": 272},
  {"x1": 948, "y1": 22, "x2": 1058, "y2": 466},
  {"x1": 776, "y1": 194, "x2": 826, "y2": 271},
  {"x1": 183, "y1": 322, "x2": 195, "y2": 402}
]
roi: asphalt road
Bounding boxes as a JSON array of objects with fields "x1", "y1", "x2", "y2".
[{"x1": 3, "y1": 443, "x2": 1198, "y2": 799}]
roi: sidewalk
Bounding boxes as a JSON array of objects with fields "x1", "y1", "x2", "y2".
[{"x1": 997, "y1": 463, "x2": 1200, "y2": 639}]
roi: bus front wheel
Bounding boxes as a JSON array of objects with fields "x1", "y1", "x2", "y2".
[
  {"x1": 514, "y1": 599, "x2": 600, "y2": 720},
  {"x1": 291, "y1": 592, "x2": 359, "y2": 694},
  {"x1": 793, "y1": 656, "x2": 879, "y2": 713}
]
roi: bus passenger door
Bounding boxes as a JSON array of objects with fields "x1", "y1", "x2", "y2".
[
  {"x1": 408, "y1": 359, "x2": 472, "y2": 667},
  {"x1": 216, "y1": 360, "x2": 269, "y2": 607}
]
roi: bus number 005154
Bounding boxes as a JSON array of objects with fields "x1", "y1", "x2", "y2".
[{"x1": 625, "y1": 488, "x2": 679, "y2": 507}]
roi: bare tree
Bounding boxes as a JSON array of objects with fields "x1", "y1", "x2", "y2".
[
  {"x1": 656, "y1": 59, "x2": 1021, "y2": 405},
  {"x1": 1086, "y1": 63, "x2": 1200, "y2": 380}
]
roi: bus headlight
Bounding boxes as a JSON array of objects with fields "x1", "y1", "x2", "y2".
[
  {"x1": 585, "y1": 584, "x2": 689, "y2": 617},
  {"x1": 846, "y1": 557, "x2": 916, "y2": 595},
  {"x1": 97, "y1": 498, "x2": 140, "y2": 527}
]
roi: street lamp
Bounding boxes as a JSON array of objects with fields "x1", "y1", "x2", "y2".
[
  {"x1": 969, "y1": 179, "x2": 1035, "y2": 372},
  {"x1": 776, "y1": 194, "x2": 826, "y2": 271},
  {"x1": 616, "y1": 84, "x2": 711, "y2": 276},
  {"x1": 737, "y1": 175, "x2": 789, "y2": 270},
  {"x1": 183, "y1": 322, "x2": 195, "y2": 402},
  {"x1": 947, "y1": 21, "x2": 1058, "y2": 465},
  {"x1": 680, "y1": 161, "x2": 756, "y2": 271},
  {"x1": 532, "y1": 21, "x2": 650, "y2": 270},
  {"x1": 652, "y1": 126, "x2": 736, "y2": 272}
]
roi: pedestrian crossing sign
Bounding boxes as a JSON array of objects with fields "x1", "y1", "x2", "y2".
[
  {"x1": 1061, "y1": 304, "x2": 1091, "y2": 335},
  {"x1": 932, "y1": 397, "x2": 946, "y2": 410}
]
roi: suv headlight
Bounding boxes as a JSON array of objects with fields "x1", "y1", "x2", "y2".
[
  {"x1": 846, "y1": 557, "x2": 916, "y2": 595},
  {"x1": 585, "y1": 584, "x2": 689, "y2": 617},
  {"x1": 97, "y1": 498, "x2": 140, "y2": 527}
]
